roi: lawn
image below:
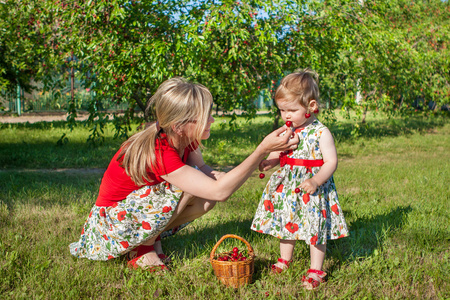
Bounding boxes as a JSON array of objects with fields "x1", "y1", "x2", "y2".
[{"x1": 0, "y1": 112, "x2": 449, "y2": 299}]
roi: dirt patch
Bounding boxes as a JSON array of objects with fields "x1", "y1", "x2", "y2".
[
  {"x1": 0, "y1": 112, "x2": 91, "y2": 124},
  {"x1": 0, "y1": 110, "x2": 269, "y2": 124},
  {"x1": 0, "y1": 168, "x2": 106, "y2": 175}
]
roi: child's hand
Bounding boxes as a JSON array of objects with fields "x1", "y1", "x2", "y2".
[
  {"x1": 299, "y1": 178, "x2": 318, "y2": 194},
  {"x1": 259, "y1": 159, "x2": 279, "y2": 172},
  {"x1": 259, "y1": 160, "x2": 270, "y2": 172},
  {"x1": 210, "y1": 170, "x2": 226, "y2": 180}
]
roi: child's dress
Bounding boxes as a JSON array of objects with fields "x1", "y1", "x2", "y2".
[{"x1": 251, "y1": 120, "x2": 349, "y2": 245}]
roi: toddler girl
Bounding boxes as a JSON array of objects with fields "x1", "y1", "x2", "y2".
[{"x1": 251, "y1": 69, "x2": 349, "y2": 290}]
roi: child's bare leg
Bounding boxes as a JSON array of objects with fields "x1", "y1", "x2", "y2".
[
  {"x1": 310, "y1": 244, "x2": 326, "y2": 270},
  {"x1": 274, "y1": 239, "x2": 296, "y2": 269}
]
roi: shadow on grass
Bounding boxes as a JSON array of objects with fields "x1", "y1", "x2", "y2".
[
  {"x1": 1, "y1": 169, "x2": 417, "y2": 287},
  {"x1": 0, "y1": 171, "x2": 101, "y2": 212},
  {"x1": 1, "y1": 114, "x2": 448, "y2": 170},
  {"x1": 0, "y1": 120, "x2": 70, "y2": 130},
  {"x1": 325, "y1": 205, "x2": 413, "y2": 274},
  {"x1": 208, "y1": 113, "x2": 448, "y2": 144},
  {"x1": 163, "y1": 205, "x2": 413, "y2": 280},
  {"x1": 0, "y1": 139, "x2": 120, "y2": 169},
  {"x1": 329, "y1": 115, "x2": 448, "y2": 143}
]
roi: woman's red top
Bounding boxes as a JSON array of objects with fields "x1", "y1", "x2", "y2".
[{"x1": 95, "y1": 134, "x2": 196, "y2": 207}]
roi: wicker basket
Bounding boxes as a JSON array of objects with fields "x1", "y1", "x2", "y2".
[{"x1": 210, "y1": 234, "x2": 255, "y2": 288}]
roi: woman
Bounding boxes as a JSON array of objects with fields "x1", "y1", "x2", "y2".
[{"x1": 69, "y1": 77, "x2": 299, "y2": 271}]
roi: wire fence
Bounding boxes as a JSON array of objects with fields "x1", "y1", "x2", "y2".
[
  {"x1": 1, "y1": 89, "x2": 129, "y2": 115},
  {"x1": 1, "y1": 60, "x2": 276, "y2": 116},
  {"x1": 1, "y1": 84, "x2": 273, "y2": 116}
]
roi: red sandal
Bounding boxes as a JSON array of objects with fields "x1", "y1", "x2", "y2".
[
  {"x1": 301, "y1": 269, "x2": 327, "y2": 290},
  {"x1": 271, "y1": 258, "x2": 292, "y2": 274},
  {"x1": 128, "y1": 256, "x2": 168, "y2": 273},
  {"x1": 127, "y1": 245, "x2": 168, "y2": 273},
  {"x1": 126, "y1": 244, "x2": 155, "y2": 261},
  {"x1": 157, "y1": 253, "x2": 171, "y2": 264},
  {"x1": 155, "y1": 235, "x2": 172, "y2": 264},
  {"x1": 127, "y1": 236, "x2": 172, "y2": 264}
]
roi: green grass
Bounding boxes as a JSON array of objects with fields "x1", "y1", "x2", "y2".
[{"x1": 0, "y1": 112, "x2": 449, "y2": 299}]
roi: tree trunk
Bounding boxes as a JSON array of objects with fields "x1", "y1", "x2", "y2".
[
  {"x1": 361, "y1": 104, "x2": 368, "y2": 124},
  {"x1": 134, "y1": 96, "x2": 146, "y2": 115},
  {"x1": 272, "y1": 107, "x2": 281, "y2": 131}
]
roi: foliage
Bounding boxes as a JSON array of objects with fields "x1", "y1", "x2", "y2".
[
  {"x1": 0, "y1": 0, "x2": 48, "y2": 94},
  {"x1": 1, "y1": 0, "x2": 449, "y2": 143},
  {"x1": 329, "y1": 0, "x2": 450, "y2": 120}
]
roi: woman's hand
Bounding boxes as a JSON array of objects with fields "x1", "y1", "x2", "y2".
[{"x1": 259, "y1": 126, "x2": 299, "y2": 154}]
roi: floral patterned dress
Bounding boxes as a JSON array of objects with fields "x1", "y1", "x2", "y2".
[
  {"x1": 69, "y1": 182, "x2": 187, "y2": 261},
  {"x1": 251, "y1": 120, "x2": 349, "y2": 245}
]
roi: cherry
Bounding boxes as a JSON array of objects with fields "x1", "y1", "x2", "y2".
[
  {"x1": 233, "y1": 247, "x2": 239, "y2": 253},
  {"x1": 286, "y1": 121, "x2": 292, "y2": 127},
  {"x1": 259, "y1": 173, "x2": 265, "y2": 179},
  {"x1": 295, "y1": 188, "x2": 300, "y2": 193},
  {"x1": 305, "y1": 113, "x2": 311, "y2": 118}
]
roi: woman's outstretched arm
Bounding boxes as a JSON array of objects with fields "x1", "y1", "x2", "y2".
[{"x1": 162, "y1": 126, "x2": 299, "y2": 201}]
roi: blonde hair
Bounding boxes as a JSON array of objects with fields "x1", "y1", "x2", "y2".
[
  {"x1": 119, "y1": 77, "x2": 213, "y2": 185},
  {"x1": 275, "y1": 68, "x2": 320, "y2": 109}
]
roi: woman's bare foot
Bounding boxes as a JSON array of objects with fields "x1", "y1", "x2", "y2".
[
  {"x1": 128, "y1": 249, "x2": 168, "y2": 272},
  {"x1": 154, "y1": 237, "x2": 171, "y2": 264}
]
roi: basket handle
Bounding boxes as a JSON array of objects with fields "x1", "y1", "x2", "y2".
[{"x1": 210, "y1": 234, "x2": 254, "y2": 261}]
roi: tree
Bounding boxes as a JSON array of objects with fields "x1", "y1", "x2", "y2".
[
  {"x1": 182, "y1": 0, "x2": 287, "y2": 121},
  {"x1": 2, "y1": 0, "x2": 448, "y2": 143},
  {"x1": 52, "y1": 0, "x2": 295, "y2": 125},
  {"x1": 0, "y1": 1, "x2": 47, "y2": 95},
  {"x1": 324, "y1": 0, "x2": 450, "y2": 123}
]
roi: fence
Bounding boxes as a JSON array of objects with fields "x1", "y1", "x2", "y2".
[
  {"x1": 1, "y1": 71, "x2": 275, "y2": 116},
  {"x1": 0, "y1": 79, "x2": 129, "y2": 115}
]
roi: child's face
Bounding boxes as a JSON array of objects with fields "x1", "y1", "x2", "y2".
[{"x1": 276, "y1": 99, "x2": 309, "y2": 128}]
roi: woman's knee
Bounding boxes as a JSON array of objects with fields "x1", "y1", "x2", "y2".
[
  {"x1": 183, "y1": 193, "x2": 216, "y2": 213},
  {"x1": 203, "y1": 200, "x2": 216, "y2": 212}
]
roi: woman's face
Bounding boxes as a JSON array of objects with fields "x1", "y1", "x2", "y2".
[
  {"x1": 183, "y1": 114, "x2": 215, "y2": 140},
  {"x1": 200, "y1": 115, "x2": 215, "y2": 140}
]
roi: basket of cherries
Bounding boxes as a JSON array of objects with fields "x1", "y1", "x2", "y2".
[{"x1": 210, "y1": 234, "x2": 255, "y2": 288}]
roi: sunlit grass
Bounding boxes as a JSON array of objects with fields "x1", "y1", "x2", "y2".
[{"x1": 0, "y1": 112, "x2": 449, "y2": 299}]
